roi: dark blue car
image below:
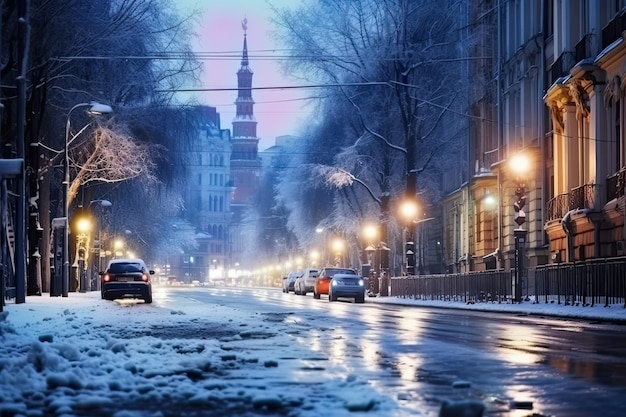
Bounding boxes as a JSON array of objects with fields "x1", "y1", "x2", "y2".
[{"x1": 100, "y1": 258, "x2": 154, "y2": 304}]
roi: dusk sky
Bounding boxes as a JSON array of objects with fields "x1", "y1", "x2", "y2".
[{"x1": 174, "y1": 0, "x2": 311, "y2": 150}]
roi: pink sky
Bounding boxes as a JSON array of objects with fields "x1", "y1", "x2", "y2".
[{"x1": 175, "y1": 1, "x2": 311, "y2": 150}]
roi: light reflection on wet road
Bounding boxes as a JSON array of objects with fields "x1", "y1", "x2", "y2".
[{"x1": 162, "y1": 285, "x2": 626, "y2": 416}]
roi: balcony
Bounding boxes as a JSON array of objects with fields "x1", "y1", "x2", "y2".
[
  {"x1": 602, "y1": 10, "x2": 626, "y2": 50},
  {"x1": 574, "y1": 34, "x2": 592, "y2": 63},
  {"x1": 550, "y1": 51, "x2": 575, "y2": 85},
  {"x1": 606, "y1": 167, "x2": 626, "y2": 201},
  {"x1": 546, "y1": 184, "x2": 597, "y2": 222}
]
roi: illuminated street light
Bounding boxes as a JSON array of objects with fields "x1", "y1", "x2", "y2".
[
  {"x1": 74, "y1": 216, "x2": 92, "y2": 293},
  {"x1": 399, "y1": 199, "x2": 419, "y2": 275},
  {"x1": 331, "y1": 238, "x2": 345, "y2": 267},
  {"x1": 62, "y1": 102, "x2": 113, "y2": 297},
  {"x1": 113, "y1": 239, "x2": 124, "y2": 258},
  {"x1": 510, "y1": 152, "x2": 530, "y2": 303}
]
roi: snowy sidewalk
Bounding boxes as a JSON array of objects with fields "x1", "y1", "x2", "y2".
[{"x1": 367, "y1": 294, "x2": 626, "y2": 322}]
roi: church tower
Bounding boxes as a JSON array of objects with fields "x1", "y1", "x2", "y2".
[
  {"x1": 229, "y1": 18, "x2": 261, "y2": 270},
  {"x1": 230, "y1": 17, "x2": 261, "y2": 205}
]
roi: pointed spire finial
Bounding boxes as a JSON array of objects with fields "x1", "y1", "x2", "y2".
[{"x1": 241, "y1": 17, "x2": 248, "y2": 35}]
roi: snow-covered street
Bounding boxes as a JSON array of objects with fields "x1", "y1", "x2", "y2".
[
  {"x1": 0, "y1": 287, "x2": 408, "y2": 417},
  {"x1": 1, "y1": 286, "x2": 626, "y2": 416}
]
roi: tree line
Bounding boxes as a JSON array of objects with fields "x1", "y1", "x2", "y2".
[{"x1": 1, "y1": 0, "x2": 205, "y2": 294}]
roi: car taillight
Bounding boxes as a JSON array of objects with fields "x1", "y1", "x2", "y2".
[
  {"x1": 103, "y1": 274, "x2": 111, "y2": 282},
  {"x1": 141, "y1": 274, "x2": 150, "y2": 282}
]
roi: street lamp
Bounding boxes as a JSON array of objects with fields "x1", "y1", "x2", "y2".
[
  {"x1": 113, "y1": 239, "x2": 124, "y2": 258},
  {"x1": 62, "y1": 102, "x2": 113, "y2": 297},
  {"x1": 331, "y1": 238, "x2": 344, "y2": 267},
  {"x1": 510, "y1": 153, "x2": 530, "y2": 303},
  {"x1": 89, "y1": 199, "x2": 112, "y2": 290},
  {"x1": 74, "y1": 217, "x2": 92, "y2": 292},
  {"x1": 399, "y1": 199, "x2": 419, "y2": 275}
]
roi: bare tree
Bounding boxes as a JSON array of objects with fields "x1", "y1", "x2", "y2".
[
  {"x1": 1, "y1": 0, "x2": 199, "y2": 293},
  {"x1": 68, "y1": 120, "x2": 159, "y2": 207},
  {"x1": 271, "y1": 0, "x2": 472, "y2": 267}
]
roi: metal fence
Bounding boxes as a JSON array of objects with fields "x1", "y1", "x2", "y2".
[
  {"x1": 390, "y1": 270, "x2": 513, "y2": 303},
  {"x1": 390, "y1": 258, "x2": 626, "y2": 307}
]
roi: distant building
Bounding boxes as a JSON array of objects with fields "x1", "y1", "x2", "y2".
[
  {"x1": 181, "y1": 106, "x2": 232, "y2": 283},
  {"x1": 230, "y1": 20, "x2": 262, "y2": 271},
  {"x1": 260, "y1": 135, "x2": 299, "y2": 170}
]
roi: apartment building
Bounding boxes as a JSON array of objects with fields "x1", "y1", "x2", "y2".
[{"x1": 441, "y1": 1, "x2": 626, "y2": 274}]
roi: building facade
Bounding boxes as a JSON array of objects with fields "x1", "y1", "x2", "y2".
[
  {"x1": 181, "y1": 106, "x2": 232, "y2": 283},
  {"x1": 544, "y1": 2, "x2": 626, "y2": 262},
  {"x1": 440, "y1": 1, "x2": 626, "y2": 278}
]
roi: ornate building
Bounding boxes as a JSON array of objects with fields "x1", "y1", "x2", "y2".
[{"x1": 441, "y1": 1, "x2": 626, "y2": 278}]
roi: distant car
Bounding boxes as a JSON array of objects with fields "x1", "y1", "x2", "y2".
[
  {"x1": 100, "y1": 258, "x2": 154, "y2": 304},
  {"x1": 282, "y1": 271, "x2": 302, "y2": 293},
  {"x1": 314, "y1": 267, "x2": 357, "y2": 299},
  {"x1": 166, "y1": 276, "x2": 178, "y2": 286},
  {"x1": 294, "y1": 268, "x2": 320, "y2": 296},
  {"x1": 328, "y1": 273, "x2": 365, "y2": 303}
]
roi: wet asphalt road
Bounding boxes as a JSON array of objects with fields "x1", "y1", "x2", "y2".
[{"x1": 157, "y1": 285, "x2": 626, "y2": 417}]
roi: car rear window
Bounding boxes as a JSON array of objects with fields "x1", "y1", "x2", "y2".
[
  {"x1": 324, "y1": 269, "x2": 356, "y2": 277},
  {"x1": 109, "y1": 262, "x2": 143, "y2": 273}
]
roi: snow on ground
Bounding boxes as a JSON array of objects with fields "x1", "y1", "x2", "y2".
[
  {"x1": 0, "y1": 290, "x2": 405, "y2": 417},
  {"x1": 370, "y1": 295, "x2": 626, "y2": 322},
  {"x1": 0, "y1": 289, "x2": 624, "y2": 417}
]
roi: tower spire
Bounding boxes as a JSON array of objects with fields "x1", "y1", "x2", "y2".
[{"x1": 241, "y1": 17, "x2": 249, "y2": 66}]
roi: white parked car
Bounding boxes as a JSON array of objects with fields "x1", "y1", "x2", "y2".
[
  {"x1": 294, "y1": 268, "x2": 320, "y2": 296},
  {"x1": 282, "y1": 271, "x2": 302, "y2": 293}
]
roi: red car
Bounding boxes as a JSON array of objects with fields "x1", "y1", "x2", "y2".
[{"x1": 314, "y1": 267, "x2": 357, "y2": 299}]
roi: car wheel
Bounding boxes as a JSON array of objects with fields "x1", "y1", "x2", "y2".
[
  {"x1": 356, "y1": 295, "x2": 365, "y2": 304},
  {"x1": 144, "y1": 294, "x2": 153, "y2": 304},
  {"x1": 328, "y1": 292, "x2": 334, "y2": 302},
  {"x1": 314, "y1": 291, "x2": 320, "y2": 299}
]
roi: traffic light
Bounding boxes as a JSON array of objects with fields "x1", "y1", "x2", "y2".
[{"x1": 514, "y1": 182, "x2": 527, "y2": 226}]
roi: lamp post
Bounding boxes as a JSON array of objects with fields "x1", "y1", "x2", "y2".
[
  {"x1": 62, "y1": 102, "x2": 113, "y2": 296},
  {"x1": 362, "y1": 223, "x2": 379, "y2": 293},
  {"x1": 399, "y1": 199, "x2": 418, "y2": 275},
  {"x1": 89, "y1": 199, "x2": 112, "y2": 291},
  {"x1": 510, "y1": 153, "x2": 530, "y2": 303},
  {"x1": 331, "y1": 238, "x2": 344, "y2": 267},
  {"x1": 75, "y1": 217, "x2": 92, "y2": 292}
]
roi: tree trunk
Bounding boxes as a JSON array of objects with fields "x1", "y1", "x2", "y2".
[{"x1": 39, "y1": 172, "x2": 51, "y2": 293}]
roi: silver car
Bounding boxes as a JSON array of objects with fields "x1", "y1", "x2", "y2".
[
  {"x1": 282, "y1": 271, "x2": 302, "y2": 293},
  {"x1": 294, "y1": 268, "x2": 319, "y2": 296},
  {"x1": 328, "y1": 273, "x2": 365, "y2": 303}
]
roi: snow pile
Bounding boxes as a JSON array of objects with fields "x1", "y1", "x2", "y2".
[{"x1": 0, "y1": 293, "x2": 407, "y2": 417}]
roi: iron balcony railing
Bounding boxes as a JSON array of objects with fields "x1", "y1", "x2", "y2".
[
  {"x1": 607, "y1": 167, "x2": 626, "y2": 201},
  {"x1": 550, "y1": 51, "x2": 575, "y2": 84},
  {"x1": 545, "y1": 183, "x2": 596, "y2": 222},
  {"x1": 602, "y1": 10, "x2": 626, "y2": 50}
]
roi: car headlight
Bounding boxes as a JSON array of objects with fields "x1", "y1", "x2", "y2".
[
  {"x1": 358, "y1": 279, "x2": 364, "y2": 286},
  {"x1": 331, "y1": 280, "x2": 337, "y2": 286}
]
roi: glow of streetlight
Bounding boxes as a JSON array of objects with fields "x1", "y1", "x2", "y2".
[
  {"x1": 76, "y1": 218, "x2": 92, "y2": 233},
  {"x1": 510, "y1": 153, "x2": 531, "y2": 176},
  {"x1": 400, "y1": 199, "x2": 419, "y2": 221},
  {"x1": 332, "y1": 238, "x2": 344, "y2": 253},
  {"x1": 363, "y1": 223, "x2": 378, "y2": 242}
]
